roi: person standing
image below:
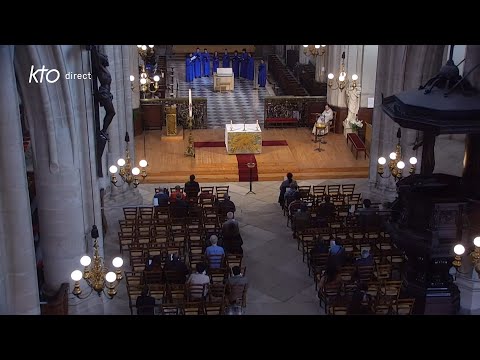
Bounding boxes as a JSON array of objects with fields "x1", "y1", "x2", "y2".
[
  {"x1": 247, "y1": 53, "x2": 255, "y2": 81},
  {"x1": 194, "y1": 47, "x2": 202, "y2": 78},
  {"x1": 240, "y1": 48, "x2": 248, "y2": 78},
  {"x1": 258, "y1": 59, "x2": 267, "y2": 87},
  {"x1": 212, "y1": 51, "x2": 219, "y2": 74},
  {"x1": 222, "y1": 48, "x2": 230, "y2": 68},
  {"x1": 232, "y1": 50, "x2": 240, "y2": 78},
  {"x1": 185, "y1": 53, "x2": 194, "y2": 83},
  {"x1": 202, "y1": 48, "x2": 210, "y2": 77}
]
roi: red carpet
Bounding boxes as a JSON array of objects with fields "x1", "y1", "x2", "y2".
[
  {"x1": 194, "y1": 140, "x2": 288, "y2": 148},
  {"x1": 236, "y1": 154, "x2": 258, "y2": 182}
]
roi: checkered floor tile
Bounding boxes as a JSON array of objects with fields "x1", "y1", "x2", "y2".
[{"x1": 171, "y1": 60, "x2": 270, "y2": 129}]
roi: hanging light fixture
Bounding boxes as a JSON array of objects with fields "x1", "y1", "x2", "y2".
[
  {"x1": 303, "y1": 45, "x2": 326, "y2": 57},
  {"x1": 70, "y1": 226, "x2": 123, "y2": 299},
  {"x1": 327, "y1": 51, "x2": 358, "y2": 91},
  {"x1": 377, "y1": 128, "x2": 417, "y2": 180},
  {"x1": 452, "y1": 237, "x2": 480, "y2": 275},
  {"x1": 108, "y1": 132, "x2": 147, "y2": 188}
]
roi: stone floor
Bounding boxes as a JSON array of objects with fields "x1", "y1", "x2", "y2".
[{"x1": 99, "y1": 177, "x2": 387, "y2": 315}]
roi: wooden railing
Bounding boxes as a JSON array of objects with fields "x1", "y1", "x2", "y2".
[
  {"x1": 264, "y1": 96, "x2": 327, "y2": 127},
  {"x1": 140, "y1": 98, "x2": 208, "y2": 129}
]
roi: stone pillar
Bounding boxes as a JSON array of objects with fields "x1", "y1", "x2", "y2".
[
  {"x1": 13, "y1": 45, "x2": 108, "y2": 314},
  {"x1": 315, "y1": 53, "x2": 326, "y2": 83},
  {"x1": 101, "y1": 45, "x2": 142, "y2": 205},
  {"x1": 129, "y1": 45, "x2": 140, "y2": 109},
  {"x1": 368, "y1": 45, "x2": 445, "y2": 194},
  {"x1": 299, "y1": 46, "x2": 309, "y2": 65},
  {"x1": 360, "y1": 45, "x2": 378, "y2": 108},
  {"x1": 0, "y1": 45, "x2": 41, "y2": 315}
]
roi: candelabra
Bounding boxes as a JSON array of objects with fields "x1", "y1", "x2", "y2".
[
  {"x1": 327, "y1": 51, "x2": 358, "y2": 91},
  {"x1": 303, "y1": 45, "x2": 326, "y2": 57},
  {"x1": 185, "y1": 115, "x2": 195, "y2": 158},
  {"x1": 377, "y1": 128, "x2": 417, "y2": 180},
  {"x1": 108, "y1": 132, "x2": 147, "y2": 187},
  {"x1": 452, "y1": 237, "x2": 480, "y2": 275},
  {"x1": 70, "y1": 225, "x2": 123, "y2": 299},
  {"x1": 130, "y1": 64, "x2": 164, "y2": 99},
  {"x1": 136, "y1": 45, "x2": 155, "y2": 62}
]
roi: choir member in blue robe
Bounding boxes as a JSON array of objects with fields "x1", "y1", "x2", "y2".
[
  {"x1": 202, "y1": 48, "x2": 210, "y2": 77},
  {"x1": 247, "y1": 53, "x2": 255, "y2": 81},
  {"x1": 194, "y1": 48, "x2": 202, "y2": 78},
  {"x1": 212, "y1": 51, "x2": 219, "y2": 74},
  {"x1": 222, "y1": 49, "x2": 230, "y2": 68},
  {"x1": 258, "y1": 59, "x2": 267, "y2": 87},
  {"x1": 240, "y1": 48, "x2": 248, "y2": 78},
  {"x1": 185, "y1": 53, "x2": 194, "y2": 82},
  {"x1": 232, "y1": 50, "x2": 240, "y2": 78}
]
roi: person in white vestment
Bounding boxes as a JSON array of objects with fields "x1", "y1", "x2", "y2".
[{"x1": 312, "y1": 104, "x2": 334, "y2": 136}]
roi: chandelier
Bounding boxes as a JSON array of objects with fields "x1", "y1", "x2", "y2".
[
  {"x1": 377, "y1": 128, "x2": 417, "y2": 180},
  {"x1": 452, "y1": 237, "x2": 480, "y2": 275},
  {"x1": 327, "y1": 51, "x2": 358, "y2": 91},
  {"x1": 130, "y1": 64, "x2": 164, "y2": 99},
  {"x1": 70, "y1": 225, "x2": 123, "y2": 299},
  {"x1": 108, "y1": 132, "x2": 147, "y2": 188},
  {"x1": 136, "y1": 45, "x2": 155, "y2": 62},
  {"x1": 303, "y1": 45, "x2": 326, "y2": 57}
]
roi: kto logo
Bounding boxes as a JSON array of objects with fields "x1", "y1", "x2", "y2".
[{"x1": 29, "y1": 65, "x2": 60, "y2": 84}]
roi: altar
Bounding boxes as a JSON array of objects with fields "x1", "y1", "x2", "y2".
[{"x1": 225, "y1": 124, "x2": 262, "y2": 154}]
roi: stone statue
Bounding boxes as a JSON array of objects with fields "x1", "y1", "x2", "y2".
[
  {"x1": 92, "y1": 47, "x2": 116, "y2": 141},
  {"x1": 345, "y1": 85, "x2": 361, "y2": 122}
]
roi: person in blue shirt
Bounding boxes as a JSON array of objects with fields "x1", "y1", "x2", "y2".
[
  {"x1": 205, "y1": 235, "x2": 225, "y2": 268},
  {"x1": 212, "y1": 51, "x2": 219, "y2": 74},
  {"x1": 258, "y1": 59, "x2": 267, "y2": 87},
  {"x1": 202, "y1": 48, "x2": 210, "y2": 77},
  {"x1": 222, "y1": 49, "x2": 230, "y2": 68},
  {"x1": 185, "y1": 53, "x2": 194, "y2": 82},
  {"x1": 240, "y1": 48, "x2": 248, "y2": 78},
  {"x1": 232, "y1": 50, "x2": 240, "y2": 78},
  {"x1": 194, "y1": 48, "x2": 202, "y2": 78},
  {"x1": 247, "y1": 53, "x2": 255, "y2": 81}
]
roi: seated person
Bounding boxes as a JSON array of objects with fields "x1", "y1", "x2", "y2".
[
  {"x1": 278, "y1": 172, "x2": 295, "y2": 207},
  {"x1": 184, "y1": 174, "x2": 200, "y2": 199},
  {"x1": 205, "y1": 235, "x2": 225, "y2": 268},
  {"x1": 225, "y1": 266, "x2": 248, "y2": 305},
  {"x1": 170, "y1": 193, "x2": 188, "y2": 218},
  {"x1": 348, "y1": 284, "x2": 372, "y2": 315},
  {"x1": 328, "y1": 240, "x2": 345, "y2": 268},
  {"x1": 163, "y1": 253, "x2": 189, "y2": 284},
  {"x1": 144, "y1": 255, "x2": 164, "y2": 284},
  {"x1": 284, "y1": 183, "x2": 299, "y2": 208},
  {"x1": 153, "y1": 187, "x2": 169, "y2": 207},
  {"x1": 292, "y1": 204, "x2": 310, "y2": 235},
  {"x1": 315, "y1": 195, "x2": 336, "y2": 227},
  {"x1": 288, "y1": 192, "x2": 304, "y2": 216},
  {"x1": 318, "y1": 262, "x2": 343, "y2": 293},
  {"x1": 355, "y1": 249, "x2": 374, "y2": 266},
  {"x1": 186, "y1": 263, "x2": 210, "y2": 298},
  {"x1": 169, "y1": 185, "x2": 186, "y2": 203},
  {"x1": 219, "y1": 195, "x2": 236, "y2": 214},
  {"x1": 136, "y1": 285, "x2": 156, "y2": 315},
  {"x1": 358, "y1": 199, "x2": 380, "y2": 232},
  {"x1": 311, "y1": 104, "x2": 334, "y2": 136}
]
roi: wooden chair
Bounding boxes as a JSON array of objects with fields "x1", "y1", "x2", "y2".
[
  {"x1": 318, "y1": 282, "x2": 342, "y2": 314},
  {"x1": 328, "y1": 305, "x2": 348, "y2": 315},
  {"x1": 341, "y1": 184, "x2": 356, "y2": 196},
  {"x1": 395, "y1": 298, "x2": 415, "y2": 315},
  {"x1": 327, "y1": 184, "x2": 341, "y2": 196},
  {"x1": 159, "y1": 303, "x2": 182, "y2": 315},
  {"x1": 123, "y1": 207, "x2": 138, "y2": 221},
  {"x1": 184, "y1": 301, "x2": 203, "y2": 315},
  {"x1": 215, "y1": 186, "x2": 229, "y2": 201},
  {"x1": 329, "y1": 111, "x2": 337, "y2": 134},
  {"x1": 312, "y1": 185, "x2": 326, "y2": 199},
  {"x1": 298, "y1": 185, "x2": 311, "y2": 200}
]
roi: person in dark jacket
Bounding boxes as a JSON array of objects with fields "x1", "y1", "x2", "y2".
[
  {"x1": 184, "y1": 174, "x2": 200, "y2": 199},
  {"x1": 136, "y1": 285, "x2": 156, "y2": 315}
]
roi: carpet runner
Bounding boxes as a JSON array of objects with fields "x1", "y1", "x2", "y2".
[
  {"x1": 236, "y1": 154, "x2": 258, "y2": 182},
  {"x1": 194, "y1": 140, "x2": 288, "y2": 148}
]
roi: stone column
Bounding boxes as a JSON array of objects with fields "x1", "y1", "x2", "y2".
[
  {"x1": 299, "y1": 46, "x2": 309, "y2": 65},
  {"x1": 368, "y1": 45, "x2": 445, "y2": 194},
  {"x1": 14, "y1": 45, "x2": 108, "y2": 314},
  {"x1": 315, "y1": 53, "x2": 326, "y2": 83},
  {"x1": 101, "y1": 45, "x2": 143, "y2": 206},
  {"x1": 0, "y1": 45, "x2": 41, "y2": 315},
  {"x1": 129, "y1": 45, "x2": 140, "y2": 109}
]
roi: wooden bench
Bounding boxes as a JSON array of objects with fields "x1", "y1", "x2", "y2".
[
  {"x1": 346, "y1": 133, "x2": 367, "y2": 159},
  {"x1": 264, "y1": 117, "x2": 298, "y2": 129}
]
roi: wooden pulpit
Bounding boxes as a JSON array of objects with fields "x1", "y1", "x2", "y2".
[{"x1": 165, "y1": 105, "x2": 177, "y2": 136}]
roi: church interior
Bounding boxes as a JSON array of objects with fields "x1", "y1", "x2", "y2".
[{"x1": 2, "y1": 44, "x2": 480, "y2": 315}]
